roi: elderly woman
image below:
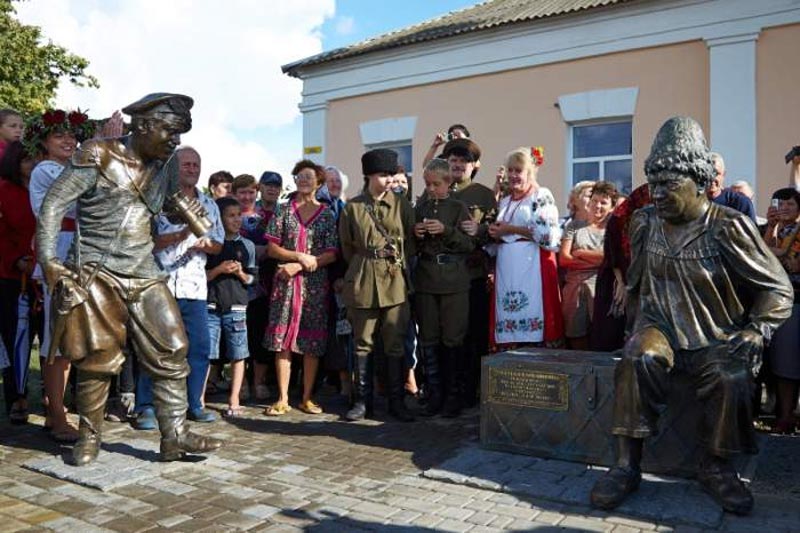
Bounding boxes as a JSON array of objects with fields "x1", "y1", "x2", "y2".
[
  {"x1": 0, "y1": 141, "x2": 38, "y2": 425},
  {"x1": 559, "y1": 181, "x2": 618, "y2": 349},
  {"x1": 487, "y1": 147, "x2": 562, "y2": 347},
  {"x1": 263, "y1": 160, "x2": 338, "y2": 416},
  {"x1": 763, "y1": 187, "x2": 800, "y2": 434},
  {"x1": 27, "y1": 109, "x2": 95, "y2": 441}
]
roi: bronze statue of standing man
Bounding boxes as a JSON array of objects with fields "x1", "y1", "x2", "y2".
[
  {"x1": 590, "y1": 117, "x2": 793, "y2": 515},
  {"x1": 36, "y1": 93, "x2": 223, "y2": 465}
]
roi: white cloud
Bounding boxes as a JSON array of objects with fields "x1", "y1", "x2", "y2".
[
  {"x1": 14, "y1": 0, "x2": 336, "y2": 184},
  {"x1": 335, "y1": 15, "x2": 355, "y2": 36}
]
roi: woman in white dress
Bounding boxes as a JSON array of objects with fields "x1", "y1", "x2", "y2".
[{"x1": 487, "y1": 147, "x2": 563, "y2": 347}]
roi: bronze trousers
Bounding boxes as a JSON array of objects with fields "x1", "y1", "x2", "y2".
[
  {"x1": 59, "y1": 266, "x2": 189, "y2": 380},
  {"x1": 612, "y1": 327, "x2": 757, "y2": 457}
]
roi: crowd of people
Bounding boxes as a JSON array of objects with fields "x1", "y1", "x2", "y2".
[{"x1": 1, "y1": 108, "x2": 799, "y2": 438}]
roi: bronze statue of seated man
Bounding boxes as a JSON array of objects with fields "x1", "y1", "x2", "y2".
[{"x1": 590, "y1": 116, "x2": 793, "y2": 515}]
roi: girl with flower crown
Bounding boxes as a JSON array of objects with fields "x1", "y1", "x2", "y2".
[
  {"x1": 25, "y1": 109, "x2": 95, "y2": 441},
  {"x1": 486, "y1": 147, "x2": 563, "y2": 348}
]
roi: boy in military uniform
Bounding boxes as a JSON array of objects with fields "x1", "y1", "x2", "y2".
[
  {"x1": 413, "y1": 159, "x2": 474, "y2": 416},
  {"x1": 339, "y1": 149, "x2": 416, "y2": 422},
  {"x1": 442, "y1": 138, "x2": 497, "y2": 407}
]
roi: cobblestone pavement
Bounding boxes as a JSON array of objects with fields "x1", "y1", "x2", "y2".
[{"x1": 1, "y1": 393, "x2": 799, "y2": 533}]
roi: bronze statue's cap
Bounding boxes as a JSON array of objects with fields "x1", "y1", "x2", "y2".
[
  {"x1": 644, "y1": 116, "x2": 714, "y2": 188},
  {"x1": 441, "y1": 138, "x2": 481, "y2": 162},
  {"x1": 122, "y1": 93, "x2": 193, "y2": 116}
]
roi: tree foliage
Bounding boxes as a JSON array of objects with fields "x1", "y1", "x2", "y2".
[{"x1": 0, "y1": 0, "x2": 98, "y2": 115}]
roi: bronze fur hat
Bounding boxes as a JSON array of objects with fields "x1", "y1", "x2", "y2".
[{"x1": 644, "y1": 116, "x2": 715, "y2": 190}]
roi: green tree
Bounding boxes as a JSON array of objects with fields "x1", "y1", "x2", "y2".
[{"x1": 0, "y1": 0, "x2": 98, "y2": 115}]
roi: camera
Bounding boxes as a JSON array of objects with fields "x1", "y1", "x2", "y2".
[
  {"x1": 772, "y1": 198, "x2": 780, "y2": 208},
  {"x1": 785, "y1": 145, "x2": 800, "y2": 164}
]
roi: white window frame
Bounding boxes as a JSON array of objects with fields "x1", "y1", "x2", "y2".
[{"x1": 567, "y1": 118, "x2": 633, "y2": 194}]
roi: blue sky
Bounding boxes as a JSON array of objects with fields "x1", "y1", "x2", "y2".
[
  {"x1": 16, "y1": 0, "x2": 476, "y2": 184},
  {"x1": 320, "y1": 0, "x2": 475, "y2": 51}
]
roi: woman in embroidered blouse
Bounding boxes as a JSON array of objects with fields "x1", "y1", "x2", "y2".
[
  {"x1": 559, "y1": 181, "x2": 618, "y2": 350},
  {"x1": 762, "y1": 187, "x2": 800, "y2": 434},
  {"x1": 487, "y1": 147, "x2": 562, "y2": 347},
  {"x1": 263, "y1": 160, "x2": 338, "y2": 416}
]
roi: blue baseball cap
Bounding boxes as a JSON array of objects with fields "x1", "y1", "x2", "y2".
[{"x1": 259, "y1": 171, "x2": 283, "y2": 187}]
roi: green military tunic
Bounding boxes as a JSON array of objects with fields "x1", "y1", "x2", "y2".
[
  {"x1": 450, "y1": 179, "x2": 497, "y2": 280},
  {"x1": 414, "y1": 195, "x2": 474, "y2": 347},
  {"x1": 339, "y1": 190, "x2": 415, "y2": 309},
  {"x1": 413, "y1": 196, "x2": 473, "y2": 294},
  {"x1": 339, "y1": 189, "x2": 415, "y2": 361}
]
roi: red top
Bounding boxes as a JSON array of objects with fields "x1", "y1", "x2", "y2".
[{"x1": 0, "y1": 179, "x2": 36, "y2": 281}]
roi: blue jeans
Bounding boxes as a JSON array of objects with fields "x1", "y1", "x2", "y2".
[{"x1": 136, "y1": 299, "x2": 210, "y2": 413}]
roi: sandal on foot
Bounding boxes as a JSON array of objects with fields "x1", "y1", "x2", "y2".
[
  {"x1": 223, "y1": 406, "x2": 245, "y2": 419},
  {"x1": 298, "y1": 400, "x2": 323, "y2": 415},
  {"x1": 264, "y1": 402, "x2": 291, "y2": 416}
]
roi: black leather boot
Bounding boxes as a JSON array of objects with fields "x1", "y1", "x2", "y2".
[
  {"x1": 442, "y1": 345, "x2": 462, "y2": 418},
  {"x1": 71, "y1": 371, "x2": 111, "y2": 466},
  {"x1": 420, "y1": 345, "x2": 443, "y2": 416},
  {"x1": 387, "y1": 357, "x2": 415, "y2": 422},
  {"x1": 346, "y1": 354, "x2": 373, "y2": 421},
  {"x1": 590, "y1": 436, "x2": 643, "y2": 510}
]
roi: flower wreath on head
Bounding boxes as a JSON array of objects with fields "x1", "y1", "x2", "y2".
[
  {"x1": 531, "y1": 146, "x2": 544, "y2": 167},
  {"x1": 23, "y1": 108, "x2": 97, "y2": 157}
]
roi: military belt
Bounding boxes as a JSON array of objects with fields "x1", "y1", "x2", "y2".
[{"x1": 419, "y1": 253, "x2": 465, "y2": 265}]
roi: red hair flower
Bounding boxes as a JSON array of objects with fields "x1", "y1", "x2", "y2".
[
  {"x1": 68, "y1": 111, "x2": 88, "y2": 126},
  {"x1": 531, "y1": 146, "x2": 545, "y2": 166}
]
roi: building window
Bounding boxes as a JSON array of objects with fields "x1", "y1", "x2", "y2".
[{"x1": 570, "y1": 121, "x2": 632, "y2": 195}]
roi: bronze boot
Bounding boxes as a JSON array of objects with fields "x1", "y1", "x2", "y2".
[
  {"x1": 698, "y1": 455, "x2": 754, "y2": 515},
  {"x1": 153, "y1": 377, "x2": 222, "y2": 461},
  {"x1": 71, "y1": 372, "x2": 111, "y2": 466},
  {"x1": 590, "y1": 437, "x2": 643, "y2": 510}
]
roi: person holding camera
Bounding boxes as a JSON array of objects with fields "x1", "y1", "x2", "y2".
[{"x1": 422, "y1": 123, "x2": 471, "y2": 168}]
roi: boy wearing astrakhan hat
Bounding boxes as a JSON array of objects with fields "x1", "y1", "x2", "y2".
[
  {"x1": 339, "y1": 148, "x2": 416, "y2": 422},
  {"x1": 413, "y1": 159, "x2": 474, "y2": 416},
  {"x1": 441, "y1": 138, "x2": 497, "y2": 408}
]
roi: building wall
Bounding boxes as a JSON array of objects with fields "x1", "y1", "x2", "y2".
[
  {"x1": 757, "y1": 23, "x2": 800, "y2": 206},
  {"x1": 327, "y1": 40, "x2": 708, "y2": 210}
]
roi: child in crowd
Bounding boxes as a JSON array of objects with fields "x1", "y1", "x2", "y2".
[
  {"x1": 0, "y1": 109, "x2": 24, "y2": 163},
  {"x1": 206, "y1": 197, "x2": 258, "y2": 417},
  {"x1": 413, "y1": 159, "x2": 474, "y2": 416},
  {"x1": 559, "y1": 181, "x2": 618, "y2": 350}
]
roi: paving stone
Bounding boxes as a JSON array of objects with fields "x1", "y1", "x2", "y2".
[
  {"x1": 560, "y1": 516, "x2": 615, "y2": 532},
  {"x1": 491, "y1": 503, "x2": 540, "y2": 521},
  {"x1": 605, "y1": 515, "x2": 659, "y2": 530},
  {"x1": 242, "y1": 504, "x2": 281, "y2": 520},
  {"x1": 436, "y1": 518, "x2": 474, "y2": 532},
  {"x1": 534, "y1": 510, "x2": 566, "y2": 525},
  {"x1": 154, "y1": 514, "x2": 193, "y2": 528},
  {"x1": 435, "y1": 504, "x2": 475, "y2": 521},
  {"x1": 350, "y1": 500, "x2": 398, "y2": 519},
  {"x1": 41, "y1": 516, "x2": 113, "y2": 533},
  {"x1": 465, "y1": 510, "x2": 501, "y2": 526}
]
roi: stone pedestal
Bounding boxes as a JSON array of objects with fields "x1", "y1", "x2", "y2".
[{"x1": 480, "y1": 348, "x2": 721, "y2": 477}]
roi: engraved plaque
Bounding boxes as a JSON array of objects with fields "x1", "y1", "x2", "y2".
[{"x1": 487, "y1": 367, "x2": 569, "y2": 410}]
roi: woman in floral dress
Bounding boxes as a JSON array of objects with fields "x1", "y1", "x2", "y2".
[
  {"x1": 263, "y1": 160, "x2": 338, "y2": 416},
  {"x1": 487, "y1": 147, "x2": 562, "y2": 347}
]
